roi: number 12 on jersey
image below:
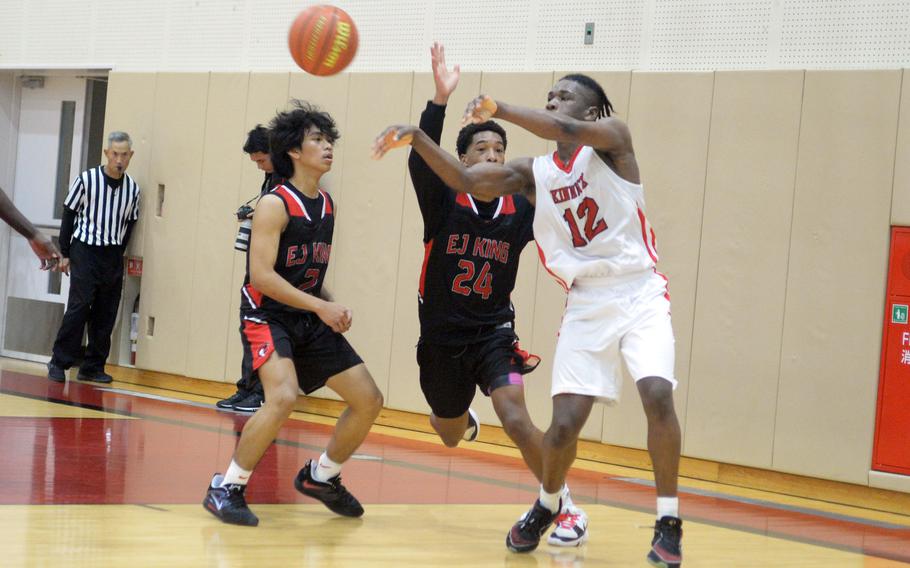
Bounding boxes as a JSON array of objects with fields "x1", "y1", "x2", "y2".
[{"x1": 562, "y1": 197, "x2": 607, "y2": 247}]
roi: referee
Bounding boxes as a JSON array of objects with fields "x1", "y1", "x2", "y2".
[{"x1": 47, "y1": 131, "x2": 140, "y2": 383}]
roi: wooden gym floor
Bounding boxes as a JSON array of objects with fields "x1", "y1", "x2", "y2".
[{"x1": 1, "y1": 359, "x2": 908, "y2": 567}]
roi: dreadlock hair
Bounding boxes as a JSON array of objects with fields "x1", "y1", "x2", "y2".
[
  {"x1": 268, "y1": 100, "x2": 340, "y2": 179},
  {"x1": 559, "y1": 74, "x2": 614, "y2": 119},
  {"x1": 455, "y1": 121, "x2": 508, "y2": 158},
  {"x1": 242, "y1": 125, "x2": 270, "y2": 154}
]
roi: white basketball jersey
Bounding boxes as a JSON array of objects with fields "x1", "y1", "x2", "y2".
[{"x1": 532, "y1": 146, "x2": 659, "y2": 290}]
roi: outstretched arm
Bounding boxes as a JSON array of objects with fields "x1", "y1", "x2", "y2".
[
  {"x1": 463, "y1": 95, "x2": 633, "y2": 156},
  {"x1": 408, "y1": 42, "x2": 461, "y2": 240},
  {"x1": 373, "y1": 125, "x2": 535, "y2": 203},
  {"x1": 0, "y1": 188, "x2": 61, "y2": 271}
]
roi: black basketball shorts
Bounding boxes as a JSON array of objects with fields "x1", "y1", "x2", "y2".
[
  {"x1": 240, "y1": 310, "x2": 363, "y2": 394},
  {"x1": 417, "y1": 329, "x2": 525, "y2": 419}
]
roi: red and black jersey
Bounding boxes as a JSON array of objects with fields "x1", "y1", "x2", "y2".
[
  {"x1": 408, "y1": 101, "x2": 535, "y2": 345},
  {"x1": 240, "y1": 182, "x2": 334, "y2": 315},
  {"x1": 418, "y1": 191, "x2": 535, "y2": 345}
]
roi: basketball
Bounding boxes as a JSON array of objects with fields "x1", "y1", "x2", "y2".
[{"x1": 288, "y1": 5, "x2": 359, "y2": 76}]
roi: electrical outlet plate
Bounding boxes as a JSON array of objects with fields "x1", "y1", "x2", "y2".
[{"x1": 584, "y1": 22, "x2": 595, "y2": 45}]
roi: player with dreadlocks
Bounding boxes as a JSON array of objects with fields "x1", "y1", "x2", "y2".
[{"x1": 373, "y1": 73, "x2": 683, "y2": 566}]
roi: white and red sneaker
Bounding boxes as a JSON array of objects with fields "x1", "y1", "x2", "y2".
[{"x1": 547, "y1": 504, "x2": 589, "y2": 547}]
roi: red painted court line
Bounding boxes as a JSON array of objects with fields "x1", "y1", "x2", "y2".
[{"x1": 0, "y1": 369, "x2": 908, "y2": 563}]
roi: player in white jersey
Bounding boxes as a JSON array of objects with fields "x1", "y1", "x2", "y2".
[{"x1": 372, "y1": 73, "x2": 682, "y2": 567}]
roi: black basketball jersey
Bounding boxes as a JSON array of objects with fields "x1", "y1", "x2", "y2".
[
  {"x1": 241, "y1": 182, "x2": 334, "y2": 315},
  {"x1": 419, "y1": 191, "x2": 535, "y2": 345}
]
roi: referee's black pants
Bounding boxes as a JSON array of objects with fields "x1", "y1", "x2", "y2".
[{"x1": 51, "y1": 240, "x2": 124, "y2": 375}]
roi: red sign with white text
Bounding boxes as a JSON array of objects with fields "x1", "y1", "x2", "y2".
[
  {"x1": 873, "y1": 227, "x2": 910, "y2": 475},
  {"x1": 127, "y1": 257, "x2": 143, "y2": 277}
]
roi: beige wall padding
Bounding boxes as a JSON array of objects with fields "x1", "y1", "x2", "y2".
[
  {"x1": 611, "y1": 72, "x2": 715, "y2": 449},
  {"x1": 135, "y1": 73, "x2": 210, "y2": 375},
  {"x1": 104, "y1": 73, "x2": 158, "y2": 258},
  {"x1": 686, "y1": 71, "x2": 805, "y2": 467},
  {"x1": 186, "y1": 73, "x2": 251, "y2": 380},
  {"x1": 892, "y1": 70, "x2": 910, "y2": 225},
  {"x1": 774, "y1": 70, "x2": 901, "y2": 484},
  {"x1": 105, "y1": 69, "x2": 905, "y2": 485},
  {"x1": 328, "y1": 73, "x2": 414, "y2": 402}
]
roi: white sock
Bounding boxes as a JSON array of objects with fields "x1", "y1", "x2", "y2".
[
  {"x1": 312, "y1": 452, "x2": 342, "y2": 483},
  {"x1": 222, "y1": 460, "x2": 252, "y2": 486},
  {"x1": 657, "y1": 496, "x2": 679, "y2": 519},
  {"x1": 539, "y1": 486, "x2": 562, "y2": 513},
  {"x1": 560, "y1": 485, "x2": 574, "y2": 510}
]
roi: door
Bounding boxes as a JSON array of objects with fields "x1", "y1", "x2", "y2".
[{"x1": 1, "y1": 76, "x2": 87, "y2": 362}]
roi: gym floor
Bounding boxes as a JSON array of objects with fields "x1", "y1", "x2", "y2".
[{"x1": 1, "y1": 360, "x2": 908, "y2": 567}]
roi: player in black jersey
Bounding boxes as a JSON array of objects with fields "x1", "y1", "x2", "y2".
[
  {"x1": 217, "y1": 125, "x2": 275, "y2": 413},
  {"x1": 204, "y1": 102, "x2": 383, "y2": 527},
  {"x1": 403, "y1": 43, "x2": 589, "y2": 547}
]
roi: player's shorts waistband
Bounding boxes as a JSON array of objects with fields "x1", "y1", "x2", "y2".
[{"x1": 572, "y1": 268, "x2": 655, "y2": 289}]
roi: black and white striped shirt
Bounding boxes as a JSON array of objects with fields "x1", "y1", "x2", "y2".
[{"x1": 64, "y1": 165, "x2": 140, "y2": 246}]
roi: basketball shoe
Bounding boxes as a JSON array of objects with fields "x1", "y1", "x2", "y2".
[
  {"x1": 202, "y1": 474, "x2": 259, "y2": 526},
  {"x1": 233, "y1": 391, "x2": 264, "y2": 412},
  {"x1": 463, "y1": 408, "x2": 480, "y2": 441},
  {"x1": 216, "y1": 388, "x2": 248, "y2": 409},
  {"x1": 294, "y1": 459, "x2": 364, "y2": 517},
  {"x1": 547, "y1": 503, "x2": 589, "y2": 547},
  {"x1": 507, "y1": 498, "x2": 561, "y2": 553},
  {"x1": 647, "y1": 516, "x2": 683, "y2": 568}
]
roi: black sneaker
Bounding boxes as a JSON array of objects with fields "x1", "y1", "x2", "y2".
[
  {"x1": 47, "y1": 362, "x2": 66, "y2": 383},
  {"x1": 77, "y1": 370, "x2": 113, "y2": 383},
  {"x1": 647, "y1": 516, "x2": 683, "y2": 568},
  {"x1": 233, "y1": 391, "x2": 265, "y2": 412},
  {"x1": 294, "y1": 459, "x2": 364, "y2": 517},
  {"x1": 202, "y1": 474, "x2": 259, "y2": 527},
  {"x1": 506, "y1": 499, "x2": 561, "y2": 553},
  {"x1": 216, "y1": 389, "x2": 249, "y2": 409}
]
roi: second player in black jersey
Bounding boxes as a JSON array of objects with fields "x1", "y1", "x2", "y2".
[
  {"x1": 218, "y1": 125, "x2": 284, "y2": 413},
  {"x1": 204, "y1": 102, "x2": 383, "y2": 528},
  {"x1": 390, "y1": 43, "x2": 589, "y2": 547}
]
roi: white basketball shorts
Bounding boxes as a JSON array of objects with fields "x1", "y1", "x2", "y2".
[{"x1": 551, "y1": 270, "x2": 677, "y2": 404}]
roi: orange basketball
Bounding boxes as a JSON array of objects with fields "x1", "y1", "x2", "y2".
[{"x1": 288, "y1": 5, "x2": 359, "y2": 76}]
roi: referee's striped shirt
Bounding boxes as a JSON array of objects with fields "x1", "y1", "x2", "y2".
[{"x1": 64, "y1": 165, "x2": 141, "y2": 246}]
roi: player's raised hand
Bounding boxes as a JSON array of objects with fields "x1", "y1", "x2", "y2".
[
  {"x1": 370, "y1": 125, "x2": 416, "y2": 160},
  {"x1": 431, "y1": 42, "x2": 460, "y2": 104},
  {"x1": 462, "y1": 94, "x2": 498, "y2": 126},
  {"x1": 317, "y1": 300, "x2": 353, "y2": 333}
]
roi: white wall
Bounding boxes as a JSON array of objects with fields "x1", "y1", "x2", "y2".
[
  {"x1": 1, "y1": 0, "x2": 909, "y2": 72},
  {"x1": 0, "y1": 72, "x2": 18, "y2": 352}
]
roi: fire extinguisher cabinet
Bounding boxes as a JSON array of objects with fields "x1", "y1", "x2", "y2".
[{"x1": 873, "y1": 227, "x2": 910, "y2": 475}]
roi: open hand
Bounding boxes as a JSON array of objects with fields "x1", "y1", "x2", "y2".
[
  {"x1": 431, "y1": 42, "x2": 460, "y2": 104},
  {"x1": 461, "y1": 94, "x2": 498, "y2": 126},
  {"x1": 371, "y1": 125, "x2": 416, "y2": 160}
]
